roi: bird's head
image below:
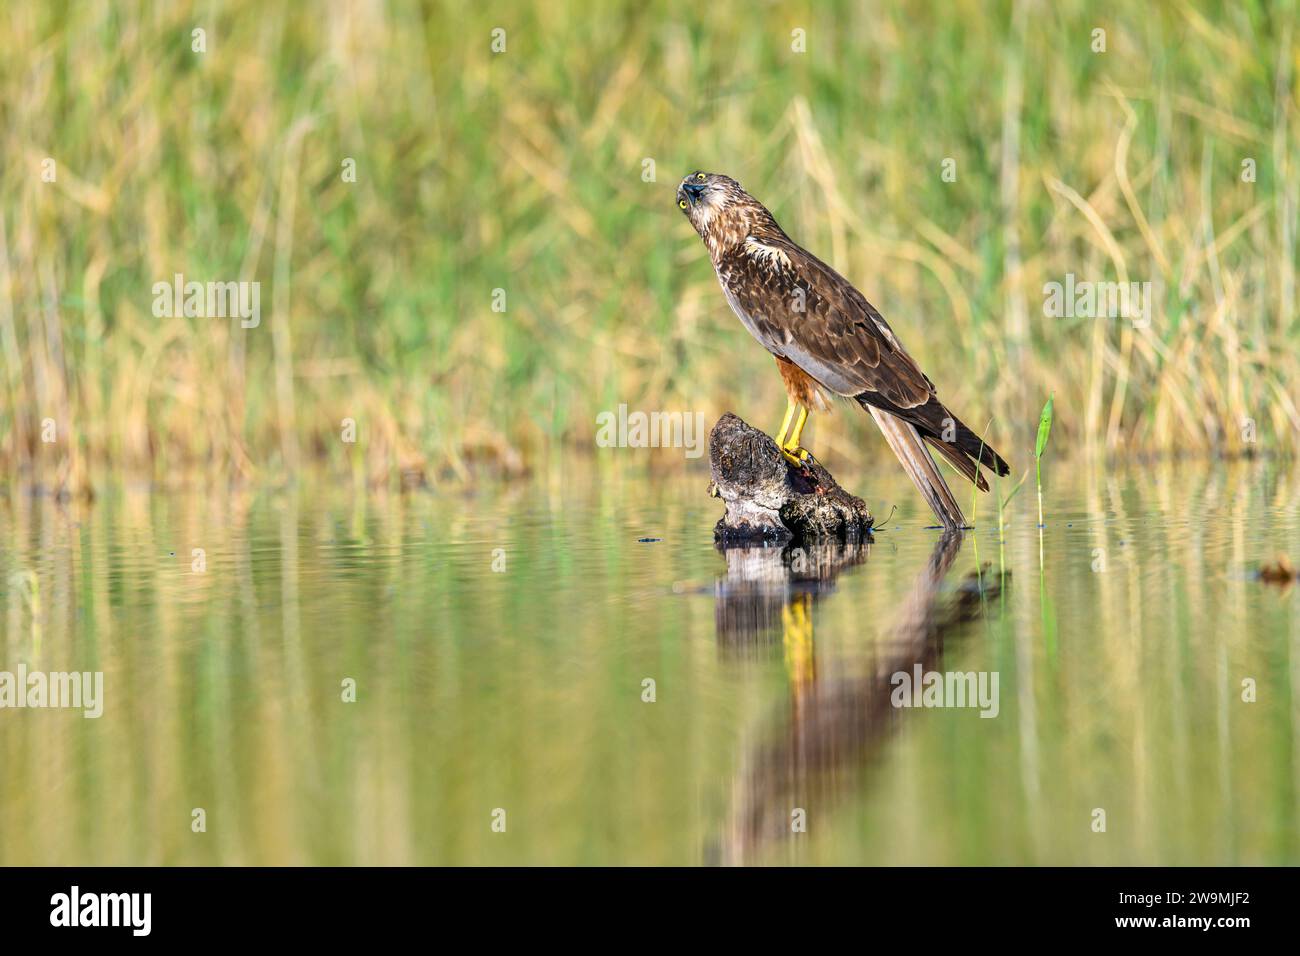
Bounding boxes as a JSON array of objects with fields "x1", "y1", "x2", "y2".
[
  {"x1": 676, "y1": 170, "x2": 743, "y2": 225},
  {"x1": 676, "y1": 171, "x2": 773, "y2": 250}
]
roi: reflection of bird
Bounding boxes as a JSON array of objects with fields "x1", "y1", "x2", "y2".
[
  {"x1": 677, "y1": 172, "x2": 1010, "y2": 529},
  {"x1": 715, "y1": 532, "x2": 1002, "y2": 864}
]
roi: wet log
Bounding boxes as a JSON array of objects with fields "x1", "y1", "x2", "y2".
[{"x1": 707, "y1": 413, "x2": 874, "y2": 544}]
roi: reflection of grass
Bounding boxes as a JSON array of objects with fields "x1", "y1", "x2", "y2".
[
  {"x1": 1, "y1": 2, "x2": 1295, "y2": 493},
  {"x1": 7, "y1": 569, "x2": 41, "y2": 656},
  {"x1": 1035, "y1": 394, "x2": 1055, "y2": 657},
  {"x1": 996, "y1": 468, "x2": 1029, "y2": 578}
]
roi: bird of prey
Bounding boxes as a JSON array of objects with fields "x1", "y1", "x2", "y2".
[{"x1": 677, "y1": 171, "x2": 1009, "y2": 530}]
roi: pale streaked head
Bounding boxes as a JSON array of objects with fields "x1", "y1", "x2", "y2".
[{"x1": 675, "y1": 171, "x2": 776, "y2": 252}]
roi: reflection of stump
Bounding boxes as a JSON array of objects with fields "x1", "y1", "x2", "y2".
[
  {"x1": 708, "y1": 413, "x2": 873, "y2": 543},
  {"x1": 713, "y1": 541, "x2": 870, "y2": 655}
]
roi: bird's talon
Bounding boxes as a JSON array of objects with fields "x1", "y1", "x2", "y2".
[{"x1": 781, "y1": 446, "x2": 814, "y2": 469}]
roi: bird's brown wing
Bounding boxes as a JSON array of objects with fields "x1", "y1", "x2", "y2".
[
  {"x1": 722, "y1": 236, "x2": 934, "y2": 409},
  {"x1": 719, "y1": 233, "x2": 1010, "y2": 482}
]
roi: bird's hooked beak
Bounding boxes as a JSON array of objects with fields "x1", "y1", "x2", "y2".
[{"x1": 682, "y1": 181, "x2": 707, "y2": 204}]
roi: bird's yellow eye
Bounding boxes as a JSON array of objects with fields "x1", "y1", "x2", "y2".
[
  {"x1": 678, "y1": 199, "x2": 688, "y2": 209},
  {"x1": 696, "y1": 173, "x2": 706, "y2": 181}
]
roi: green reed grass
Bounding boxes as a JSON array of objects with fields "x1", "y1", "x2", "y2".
[
  {"x1": 1, "y1": 0, "x2": 1296, "y2": 493},
  {"x1": 1035, "y1": 393, "x2": 1055, "y2": 529}
]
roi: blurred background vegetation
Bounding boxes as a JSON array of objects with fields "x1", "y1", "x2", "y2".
[{"x1": 0, "y1": 0, "x2": 1296, "y2": 493}]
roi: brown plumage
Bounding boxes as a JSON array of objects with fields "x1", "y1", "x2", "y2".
[{"x1": 677, "y1": 170, "x2": 1009, "y2": 529}]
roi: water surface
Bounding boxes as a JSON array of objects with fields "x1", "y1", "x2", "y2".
[{"x1": 2, "y1": 460, "x2": 1298, "y2": 864}]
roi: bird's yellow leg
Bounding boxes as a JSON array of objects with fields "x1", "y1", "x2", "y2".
[
  {"x1": 781, "y1": 405, "x2": 812, "y2": 466},
  {"x1": 775, "y1": 401, "x2": 796, "y2": 449}
]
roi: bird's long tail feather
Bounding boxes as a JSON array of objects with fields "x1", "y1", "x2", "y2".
[{"x1": 867, "y1": 407, "x2": 966, "y2": 531}]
